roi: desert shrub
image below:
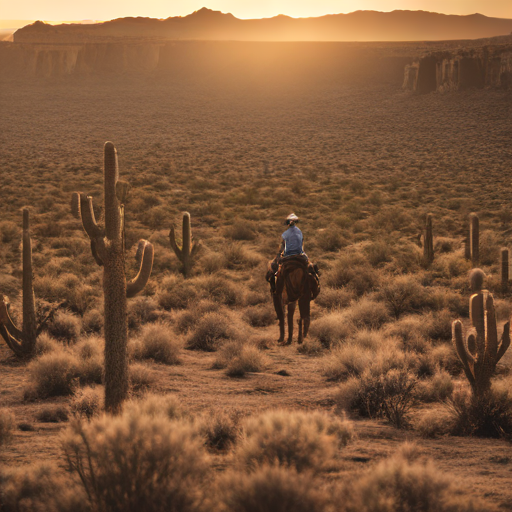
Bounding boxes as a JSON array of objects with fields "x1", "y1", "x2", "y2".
[
  {"x1": 124, "y1": 393, "x2": 187, "y2": 421},
  {"x1": 36, "y1": 405, "x2": 69, "y2": 423},
  {"x1": 187, "y1": 312, "x2": 235, "y2": 351},
  {"x1": 379, "y1": 275, "x2": 426, "y2": 319},
  {"x1": 129, "y1": 363, "x2": 157, "y2": 393},
  {"x1": 384, "y1": 315, "x2": 429, "y2": 352},
  {"x1": 365, "y1": 240, "x2": 393, "y2": 267},
  {"x1": 316, "y1": 229, "x2": 347, "y2": 252},
  {"x1": 424, "y1": 309, "x2": 453, "y2": 341},
  {"x1": 0, "y1": 220, "x2": 19, "y2": 243},
  {"x1": 26, "y1": 351, "x2": 80, "y2": 398},
  {"x1": 34, "y1": 332, "x2": 60, "y2": 355},
  {"x1": 127, "y1": 296, "x2": 160, "y2": 330},
  {"x1": 479, "y1": 230, "x2": 501, "y2": 266},
  {"x1": 61, "y1": 409, "x2": 209, "y2": 512},
  {"x1": 308, "y1": 311, "x2": 351, "y2": 348},
  {"x1": 130, "y1": 322, "x2": 183, "y2": 365},
  {"x1": 343, "y1": 445, "x2": 489, "y2": 512},
  {"x1": 344, "y1": 298, "x2": 391, "y2": 330},
  {"x1": 447, "y1": 387, "x2": 512, "y2": 438},
  {"x1": 297, "y1": 337, "x2": 324, "y2": 355},
  {"x1": 431, "y1": 344, "x2": 461, "y2": 376},
  {"x1": 224, "y1": 242, "x2": 262, "y2": 270},
  {"x1": 322, "y1": 344, "x2": 373, "y2": 382},
  {"x1": 69, "y1": 386, "x2": 103, "y2": 419},
  {"x1": 336, "y1": 369, "x2": 417, "y2": 428},
  {"x1": 74, "y1": 335, "x2": 104, "y2": 360},
  {"x1": 0, "y1": 408, "x2": 15, "y2": 446},
  {"x1": 325, "y1": 254, "x2": 379, "y2": 296},
  {"x1": 0, "y1": 462, "x2": 88, "y2": 512},
  {"x1": 47, "y1": 310, "x2": 82, "y2": 343},
  {"x1": 82, "y1": 308, "x2": 103, "y2": 334},
  {"x1": 224, "y1": 220, "x2": 257, "y2": 241},
  {"x1": 218, "y1": 466, "x2": 329, "y2": 512},
  {"x1": 157, "y1": 275, "x2": 198, "y2": 310},
  {"x1": 415, "y1": 370, "x2": 454, "y2": 403},
  {"x1": 196, "y1": 275, "x2": 242, "y2": 306},
  {"x1": 432, "y1": 252, "x2": 471, "y2": 279},
  {"x1": 243, "y1": 305, "x2": 275, "y2": 327},
  {"x1": 226, "y1": 345, "x2": 266, "y2": 377},
  {"x1": 174, "y1": 299, "x2": 219, "y2": 333},
  {"x1": 200, "y1": 409, "x2": 241, "y2": 451},
  {"x1": 314, "y1": 287, "x2": 354, "y2": 310},
  {"x1": 347, "y1": 329, "x2": 388, "y2": 350},
  {"x1": 236, "y1": 410, "x2": 353, "y2": 472},
  {"x1": 415, "y1": 408, "x2": 454, "y2": 438},
  {"x1": 198, "y1": 252, "x2": 226, "y2": 274}
]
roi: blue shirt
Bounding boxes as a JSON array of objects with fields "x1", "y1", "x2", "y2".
[{"x1": 282, "y1": 225, "x2": 303, "y2": 256}]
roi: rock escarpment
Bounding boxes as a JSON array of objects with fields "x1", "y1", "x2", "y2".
[{"x1": 403, "y1": 44, "x2": 512, "y2": 93}]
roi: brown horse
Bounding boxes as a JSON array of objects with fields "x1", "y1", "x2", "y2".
[{"x1": 269, "y1": 256, "x2": 318, "y2": 345}]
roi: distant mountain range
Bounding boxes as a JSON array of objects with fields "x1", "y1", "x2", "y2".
[{"x1": 13, "y1": 8, "x2": 512, "y2": 43}]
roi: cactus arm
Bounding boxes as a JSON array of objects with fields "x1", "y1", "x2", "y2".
[
  {"x1": 90, "y1": 240, "x2": 104, "y2": 266},
  {"x1": 484, "y1": 293, "x2": 498, "y2": 361},
  {"x1": 0, "y1": 298, "x2": 23, "y2": 341},
  {"x1": 182, "y1": 212, "x2": 191, "y2": 256},
  {"x1": 79, "y1": 193, "x2": 103, "y2": 239},
  {"x1": 126, "y1": 241, "x2": 154, "y2": 298},
  {"x1": 0, "y1": 324, "x2": 24, "y2": 357},
  {"x1": 497, "y1": 321, "x2": 511, "y2": 363},
  {"x1": 453, "y1": 320, "x2": 476, "y2": 390},
  {"x1": 21, "y1": 209, "x2": 37, "y2": 354},
  {"x1": 470, "y1": 293, "x2": 485, "y2": 359},
  {"x1": 169, "y1": 225, "x2": 183, "y2": 259}
]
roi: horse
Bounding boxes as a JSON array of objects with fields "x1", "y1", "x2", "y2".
[{"x1": 267, "y1": 255, "x2": 319, "y2": 345}]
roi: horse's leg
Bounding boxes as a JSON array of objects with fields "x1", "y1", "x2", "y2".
[
  {"x1": 286, "y1": 302, "x2": 296, "y2": 345},
  {"x1": 299, "y1": 295, "x2": 311, "y2": 340},
  {"x1": 298, "y1": 316, "x2": 303, "y2": 344},
  {"x1": 273, "y1": 293, "x2": 285, "y2": 343}
]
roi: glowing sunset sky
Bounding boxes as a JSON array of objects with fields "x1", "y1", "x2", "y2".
[{"x1": 2, "y1": 0, "x2": 511, "y2": 21}]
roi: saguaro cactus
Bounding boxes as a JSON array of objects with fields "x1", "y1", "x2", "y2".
[
  {"x1": 452, "y1": 269, "x2": 510, "y2": 397},
  {"x1": 169, "y1": 212, "x2": 201, "y2": 278},
  {"x1": 469, "y1": 213, "x2": 479, "y2": 267},
  {"x1": 423, "y1": 213, "x2": 434, "y2": 265},
  {"x1": 73, "y1": 142, "x2": 154, "y2": 413},
  {"x1": 501, "y1": 248, "x2": 509, "y2": 292},
  {"x1": 0, "y1": 209, "x2": 55, "y2": 358}
]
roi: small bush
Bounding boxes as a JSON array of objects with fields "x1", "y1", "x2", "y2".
[
  {"x1": 82, "y1": 308, "x2": 104, "y2": 334},
  {"x1": 200, "y1": 410, "x2": 241, "y2": 451},
  {"x1": 325, "y1": 254, "x2": 379, "y2": 296},
  {"x1": 297, "y1": 337, "x2": 324, "y2": 355},
  {"x1": 415, "y1": 370, "x2": 454, "y2": 403},
  {"x1": 0, "y1": 462, "x2": 88, "y2": 512},
  {"x1": 130, "y1": 322, "x2": 183, "y2": 365},
  {"x1": 322, "y1": 344, "x2": 373, "y2": 382},
  {"x1": 218, "y1": 466, "x2": 329, "y2": 512},
  {"x1": 34, "y1": 332, "x2": 60, "y2": 355},
  {"x1": 316, "y1": 230, "x2": 347, "y2": 252},
  {"x1": 125, "y1": 393, "x2": 187, "y2": 421},
  {"x1": 187, "y1": 312, "x2": 235, "y2": 351},
  {"x1": 61, "y1": 410, "x2": 209, "y2": 512},
  {"x1": 129, "y1": 363, "x2": 157, "y2": 393},
  {"x1": 236, "y1": 410, "x2": 353, "y2": 472},
  {"x1": 0, "y1": 408, "x2": 15, "y2": 446},
  {"x1": 224, "y1": 220, "x2": 257, "y2": 241},
  {"x1": 27, "y1": 351, "x2": 80, "y2": 398},
  {"x1": 127, "y1": 296, "x2": 160, "y2": 330},
  {"x1": 308, "y1": 311, "x2": 351, "y2": 348},
  {"x1": 243, "y1": 305, "x2": 276, "y2": 327},
  {"x1": 175, "y1": 300, "x2": 219, "y2": 333},
  {"x1": 47, "y1": 311, "x2": 82, "y2": 343},
  {"x1": 157, "y1": 275, "x2": 198, "y2": 311},
  {"x1": 379, "y1": 275, "x2": 426, "y2": 319},
  {"x1": 69, "y1": 386, "x2": 103, "y2": 419},
  {"x1": 36, "y1": 405, "x2": 69, "y2": 423},
  {"x1": 344, "y1": 298, "x2": 391, "y2": 330},
  {"x1": 415, "y1": 408, "x2": 454, "y2": 438},
  {"x1": 224, "y1": 242, "x2": 262, "y2": 270},
  {"x1": 314, "y1": 287, "x2": 354, "y2": 310},
  {"x1": 447, "y1": 387, "x2": 512, "y2": 438},
  {"x1": 343, "y1": 446, "x2": 489, "y2": 512},
  {"x1": 226, "y1": 345, "x2": 266, "y2": 377},
  {"x1": 196, "y1": 275, "x2": 242, "y2": 306}
]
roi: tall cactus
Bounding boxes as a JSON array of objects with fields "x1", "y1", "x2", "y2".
[
  {"x1": 469, "y1": 213, "x2": 479, "y2": 267},
  {"x1": 0, "y1": 209, "x2": 56, "y2": 358},
  {"x1": 169, "y1": 212, "x2": 201, "y2": 278},
  {"x1": 501, "y1": 248, "x2": 509, "y2": 292},
  {"x1": 73, "y1": 142, "x2": 154, "y2": 413},
  {"x1": 452, "y1": 269, "x2": 510, "y2": 397},
  {"x1": 423, "y1": 213, "x2": 434, "y2": 265}
]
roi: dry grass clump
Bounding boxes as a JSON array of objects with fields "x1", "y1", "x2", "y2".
[
  {"x1": 236, "y1": 409, "x2": 353, "y2": 472},
  {"x1": 323, "y1": 344, "x2": 373, "y2": 382},
  {"x1": 213, "y1": 341, "x2": 267, "y2": 376},
  {"x1": 325, "y1": 253, "x2": 379, "y2": 296},
  {"x1": 124, "y1": 393, "x2": 188, "y2": 421},
  {"x1": 379, "y1": 274, "x2": 426, "y2": 319},
  {"x1": 69, "y1": 386, "x2": 103, "y2": 419},
  {"x1": 157, "y1": 275, "x2": 198, "y2": 310},
  {"x1": 129, "y1": 363, "x2": 157, "y2": 393},
  {"x1": 223, "y1": 242, "x2": 262, "y2": 270},
  {"x1": 343, "y1": 297, "x2": 391, "y2": 330},
  {"x1": 243, "y1": 305, "x2": 275, "y2": 327},
  {"x1": 61, "y1": 408, "x2": 209, "y2": 512},
  {"x1": 343, "y1": 445, "x2": 489, "y2": 512},
  {"x1": 414, "y1": 408, "x2": 455, "y2": 438},
  {"x1": 196, "y1": 275, "x2": 242, "y2": 306},
  {"x1": 130, "y1": 322, "x2": 183, "y2": 365},
  {"x1": 0, "y1": 462, "x2": 88, "y2": 512},
  {"x1": 314, "y1": 286, "x2": 354, "y2": 310},
  {"x1": 127, "y1": 296, "x2": 160, "y2": 330},
  {"x1": 187, "y1": 312, "x2": 236, "y2": 351},
  {"x1": 199, "y1": 409, "x2": 241, "y2": 451},
  {"x1": 308, "y1": 311, "x2": 351, "y2": 348},
  {"x1": 36, "y1": 404, "x2": 69, "y2": 423},
  {"x1": 224, "y1": 219, "x2": 257, "y2": 241},
  {"x1": 414, "y1": 370, "x2": 454, "y2": 403},
  {"x1": 34, "y1": 332, "x2": 60, "y2": 355},
  {"x1": 217, "y1": 466, "x2": 329, "y2": 512},
  {"x1": 82, "y1": 307, "x2": 104, "y2": 334},
  {"x1": 316, "y1": 229, "x2": 347, "y2": 252},
  {"x1": 446, "y1": 387, "x2": 512, "y2": 438},
  {"x1": 297, "y1": 337, "x2": 324, "y2": 355},
  {"x1": 174, "y1": 299, "x2": 219, "y2": 333},
  {"x1": 47, "y1": 310, "x2": 82, "y2": 343},
  {"x1": 0, "y1": 408, "x2": 15, "y2": 446},
  {"x1": 337, "y1": 368, "x2": 417, "y2": 428}
]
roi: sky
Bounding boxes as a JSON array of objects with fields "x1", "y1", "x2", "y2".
[{"x1": 2, "y1": 0, "x2": 512, "y2": 22}]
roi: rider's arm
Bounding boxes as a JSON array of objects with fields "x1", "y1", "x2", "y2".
[{"x1": 277, "y1": 238, "x2": 285, "y2": 258}]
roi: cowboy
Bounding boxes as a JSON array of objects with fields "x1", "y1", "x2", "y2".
[{"x1": 278, "y1": 213, "x2": 306, "y2": 259}]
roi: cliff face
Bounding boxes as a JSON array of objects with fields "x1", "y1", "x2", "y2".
[{"x1": 403, "y1": 44, "x2": 512, "y2": 93}]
